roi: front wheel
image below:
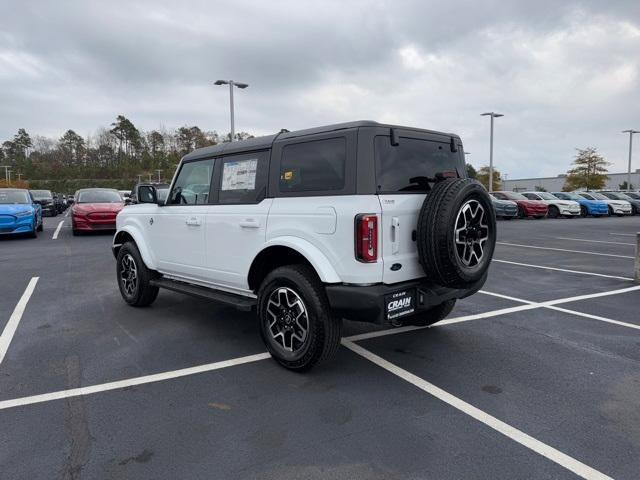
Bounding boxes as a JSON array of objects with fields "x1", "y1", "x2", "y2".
[
  {"x1": 116, "y1": 242, "x2": 159, "y2": 307},
  {"x1": 257, "y1": 265, "x2": 341, "y2": 371},
  {"x1": 580, "y1": 205, "x2": 588, "y2": 217},
  {"x1": 548, "y1": 205, "x2": 559, "y2": 218}
]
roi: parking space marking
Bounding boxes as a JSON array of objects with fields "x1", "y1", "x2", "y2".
[
  {"x1": 342, "y1": 339, "x2": 613, "y2": 480},
  {"x1": 554, "y1": 237, "x2": 634, "y2": 246},
  {"x1": 52, "y1": 220, "x2": 64, "y2": 240},
  {"x1": 0, "y1": 277, "x2": 39, "y2": 366},
  {"x1": 64, "y1": 209, "x2": 70, "y2": 217},
  {"x1": 496, "y1": 242, "x2": 634, "y2": 259},
  {"x1": 492, "y1": 259, "x2": 633, "y2": 281},
  {"x1": 0, "y1": 352, "x2": 271, "y2": 411},
  {"x1": 480, "y1": 289, "x2": 640, "y2": 332},
  {"x1": 609, "y1": 233, "x2": 635, "y2": 237}
]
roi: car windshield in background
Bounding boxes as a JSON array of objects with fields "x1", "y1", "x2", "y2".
[
  {"x1": 590, "y1": 192, "x2": 609, "y2": 200},
  {"x1": 375, "y1": 136, "x2": 459, "y2": 193},
  {"x1": 31, "y1": 190, "x2": 52, "y2": 200},
  {"x1": 554, "y1": 192, "x2": 581, "y2": 200},
  {"x1": 503, "y1": 192, "x2": 527, "y2": 200},
  {"x1": 77, "y1": 190, "x2": 123, "y2": 203},
  {"x1": 626, "y1": 192, "x2": 640, "y2": 199},
  {"x1": 0, "y1": 191, "x2": 30, "y2": 204},
  {"x1": 536, "y1": 192, "x2": 557, "y2": 200},
  {"x1": 157, "y1": 187, "x2": 169, "y2": 202}
]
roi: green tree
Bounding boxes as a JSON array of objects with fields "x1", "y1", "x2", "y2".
[
  {"x1": 534, "y1": 185, "x2": 547, "y2": 192},
  {"x1": 562, "y1": 147, "x2": 609, "y2": 191},
  {"x1": 618, "y1": 181, "x2": 634, "y2": 190},
  {"x1": 59, "y1": 130, "x2": 85, "y2": 166},
  {"x1": 475, "y1": 166, "x2": 502, "y2": 191},
  {"x1": 465, "y1": 163, "x2": 477, "y2": 179}
]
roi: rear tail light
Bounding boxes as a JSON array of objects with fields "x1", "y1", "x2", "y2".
[{"x1": 355, "y1": 214, "x2": 378, "y2": 263}]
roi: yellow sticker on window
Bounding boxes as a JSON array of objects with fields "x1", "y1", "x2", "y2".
[{"x1": 283, "y1": 171, "x2": 293, "y2": 181}]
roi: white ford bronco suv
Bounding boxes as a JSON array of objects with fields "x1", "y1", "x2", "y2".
[{"x1": 113, "y1": 121, "x2": 496, "y2": 370}]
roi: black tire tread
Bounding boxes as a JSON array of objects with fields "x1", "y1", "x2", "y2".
[
  {"x1": 117, "y1": 241, "x2": 159, "y2": 307},
  {"x1": 258, "y1": 264, "x2": 341, "y2": 371}
]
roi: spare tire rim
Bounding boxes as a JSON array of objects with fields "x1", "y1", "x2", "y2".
[
  {"x1": 266, "y1": 287, "x2": 309, "y2": 352},
  {"x1": 120, "y1": 254, "x2": 138, "y2": 296},
  {"x1": 454, "y1": 199, "x2": 489, "y2": 267}
]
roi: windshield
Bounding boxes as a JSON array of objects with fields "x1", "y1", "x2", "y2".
[
  {"x1": 536, "y1": 192, "x2": 557, "y2": 200},
  {"x1": 606, "y1": 192, "x2": 631, "y2": 200},
  {"x1": 500, "y1": 191, "x2": 527, "y2": 200},
  {"x1": 31, "y1": 190, "x2": 52, "y2": 200},
  {"x1": 578, "y1": 192, "x2": 595, "y2": 200},
  {"x1": 374, "y1": 136, "x2": 461, "y2": 192},
  {"x1": 625, "y1": 192, "x2": 640, "y2": 199},
  {"x1": 590, "y1": 192, "x2": 608, "y2": 200},
  {"x1": 0, "y1": 190, "x2": 30, "y2": 204},
  {"x1": 77, "y1": 190, "x2": 123, "y2": 203},
  {"x1": 553, "y1": 192, "x2": 580, "y2": 200}
]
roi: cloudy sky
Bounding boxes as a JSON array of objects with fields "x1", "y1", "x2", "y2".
[{"x1": 1, "y1": 0, "x2": 639, "y2": 178}]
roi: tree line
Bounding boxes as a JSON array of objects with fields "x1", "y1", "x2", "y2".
[{"x1": 0, "y1": 115, "x2": 252, "y2": 192}]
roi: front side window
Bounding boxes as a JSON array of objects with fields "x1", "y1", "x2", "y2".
[
  {"x1": 219, "y1": 151, "x2": 268, "y2": 204},
  {"x1": 375, "y1": 136, "x2": 460, "y2": 193},
  {"x1": 280, "y1": 137, "x2": 346, "y2": 193},
  {"x1": 168, "y1": 159, "x2": 214, "y2": 205},
  {"x1": 522, "y1": 193, "x2": 539, "y2": 200},
  {"x1": 77, "y1": 190, "x2": 123, "y2": 203},
  {"x1": 579, "y1": 193, "x2": 595, "y2": 200}
]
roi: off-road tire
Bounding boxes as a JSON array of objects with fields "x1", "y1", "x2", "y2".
[
  {"x1": 257, "y1": 265, "x2": 341, "y2": 371},
  {"x1": 116, "y1": 241, "x2": 159, "y2": 307},
  {"x1": 404, "y1": 299, "x2": 456, "y2": 327},
  {"x1": 417, "y1": 178, "x2": 496, "y2": 288}
]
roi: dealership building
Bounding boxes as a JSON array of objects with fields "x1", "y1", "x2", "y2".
[{"x1": 502, "y1": 170, "x2": 640, "y2": 192}]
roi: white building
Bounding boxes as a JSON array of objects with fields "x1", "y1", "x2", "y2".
[{"x1": 502, "y1": 170, "x2": 640, "y2": 192}]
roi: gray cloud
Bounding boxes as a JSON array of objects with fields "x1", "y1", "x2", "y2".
[{"x1": 1, "y1": 0, "x2": 639, "y2": 177}]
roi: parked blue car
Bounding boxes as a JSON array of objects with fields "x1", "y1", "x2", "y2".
[
  {"x1": 0, "y1": 188, "x2": 43, "y2": 237},
  {"x1": 550, "y1": 192, "x2": 608, "y2": 217}
]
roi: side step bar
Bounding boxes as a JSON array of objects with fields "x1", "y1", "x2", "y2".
[{"x1": 150, "y1": 277, "x2": 256, "y2": 311}]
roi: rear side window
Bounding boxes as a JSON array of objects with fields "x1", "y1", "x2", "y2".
[
  {"x1": 168, "y1": 159, "x2": 214, "y2": 205},
  {"x1": 279, "y1": 137, "x2": 345, "y2": 193},
  {"x1": 218, "y1": 151, "x2": 269, "y2": 204},
  {"x1": 375, "y1": 136, "x2": 459, "y2": 193},
  {"x1": 522, "y1": 193, "x2": 537, "y2": 200}
]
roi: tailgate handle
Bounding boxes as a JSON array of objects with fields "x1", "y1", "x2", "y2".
[{"x1": 391, "y1": 217, "x2": 400, "y2": 254}]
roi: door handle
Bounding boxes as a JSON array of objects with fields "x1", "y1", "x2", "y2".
[
  {"x1": 185, "y1": 217, "x2": 201, "y2": 226},
  {"x1": 239, "y1": 219, "x2": 260, "y2": 229}
]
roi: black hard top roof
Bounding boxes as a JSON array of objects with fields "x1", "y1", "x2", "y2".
[{"x1": 182, "y1": 120, "x2": 459, "y2": 162}]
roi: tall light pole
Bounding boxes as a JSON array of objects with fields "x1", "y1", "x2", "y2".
[
  {"x1": 622, "y1": 129, "x2": 639, "y2": 192},
  {"x1": 214, "y1": 80, "x2": 249, "y2": 142},
  {"x1": 155, "y1": 169, "x2": 162, "y2": 182},
  {"x1": 1, "y1": 166, "x2": 11, "y2": 184},
  {"x1": 481, "y1": 112, "x2": 504, "y2": 191}
]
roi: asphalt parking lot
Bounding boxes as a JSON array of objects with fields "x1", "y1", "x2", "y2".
[{"x1": 1, "y1": 214, "x2": 639, "y2": 479}]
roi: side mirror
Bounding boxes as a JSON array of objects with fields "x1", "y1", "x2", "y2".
[{"x1": 137, "y1": 185, "x2": 157, "y2": 204}]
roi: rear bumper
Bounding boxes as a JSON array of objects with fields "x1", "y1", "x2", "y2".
[{"x1": 325, "y1": 273, "x2": 487, "y2": 325}]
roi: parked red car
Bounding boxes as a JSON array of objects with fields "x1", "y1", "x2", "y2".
[
  {"x1": 491, "y1": 191, "x2": 548, "y2": 218},
  {"x1": 72, "y1": 188, "x2": 125, "y2": 235}
]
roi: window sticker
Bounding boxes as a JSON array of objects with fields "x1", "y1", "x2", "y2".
[{"x1": 222, "y1": 159, "x2": 257, "y2": 191}]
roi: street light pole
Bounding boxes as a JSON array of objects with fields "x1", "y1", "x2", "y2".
[
  {"x1": 156, "y1": 169, "x2": 162, "y2": 182},
  {"x1": 214, "y1": 80, "x2": 249, "y2": 142},
  {"x1": 481, "y1": 112, "x2": 504, "y2": 191},
  {"x1": 623, "y1": 130, "x2": 639, "y2": 192},
  {"x1": 1, "y1": 166, "x2": 11, "y2": 184}
]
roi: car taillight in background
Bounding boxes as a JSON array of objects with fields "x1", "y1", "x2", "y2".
[{"x1": 355, "y1": 214, "x2": 378, "y2": 263}]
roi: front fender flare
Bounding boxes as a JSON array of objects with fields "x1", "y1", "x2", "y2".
[
  {"x1": 259, "y1": 236, "x2": 342, "y2": 284},
  {"x1": 113, "y1": 225, "x2": 157, "y2": 270}
]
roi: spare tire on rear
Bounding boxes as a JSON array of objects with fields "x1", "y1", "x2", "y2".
[{"x1": 417, "y1": 178, "x2": 496, "y2": 288}]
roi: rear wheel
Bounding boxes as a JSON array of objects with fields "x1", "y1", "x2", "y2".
[
  {"x1": 116, "y1": 242, "x2": 159, "y2": 307},
  {"x1": 257, "y1": 265, "x2": 341, "y2": 371},
  {"x1": 404, "y1": 300, "x2": 456, "y2": 327}
]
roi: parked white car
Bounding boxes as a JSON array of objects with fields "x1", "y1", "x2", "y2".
[
  {"x1": 577, "y1": 192, "x2": 632, "y2": 216},
  {"x1": 521, "y1": 191, "x2": 580, "y2": 218},
  {"x1": 112, "y1": 121, "x2": 497, "y2": 371}
]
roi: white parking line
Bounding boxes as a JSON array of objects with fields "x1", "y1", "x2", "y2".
[
  {"x1": 0, "y1": 352, "x2": 270, "y2": 411},
  {"x1": 0, "y1": 277, "x2": 39, "y2": 365},
  {"x1": 609, "y1": 233, "x2": 635, "y2": 237},
  {"x1": 64, "y1": 209, "x2": 70, "y2": 217},
  {"x1": 492, "y1": 259, "x2": 633, "y2": 281},
  {"x1": 52, "y1": 221, "x2": 64, "y2": 240},
  {"x1": 342, "y1": 339, "x2": 613, "y2": 480},
  {"x1": 554, "y1": 237, "x2": 634, "y2": 246},
  {"x1": 496, "y1": 242, "x2": 634, "y2": 259}
]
